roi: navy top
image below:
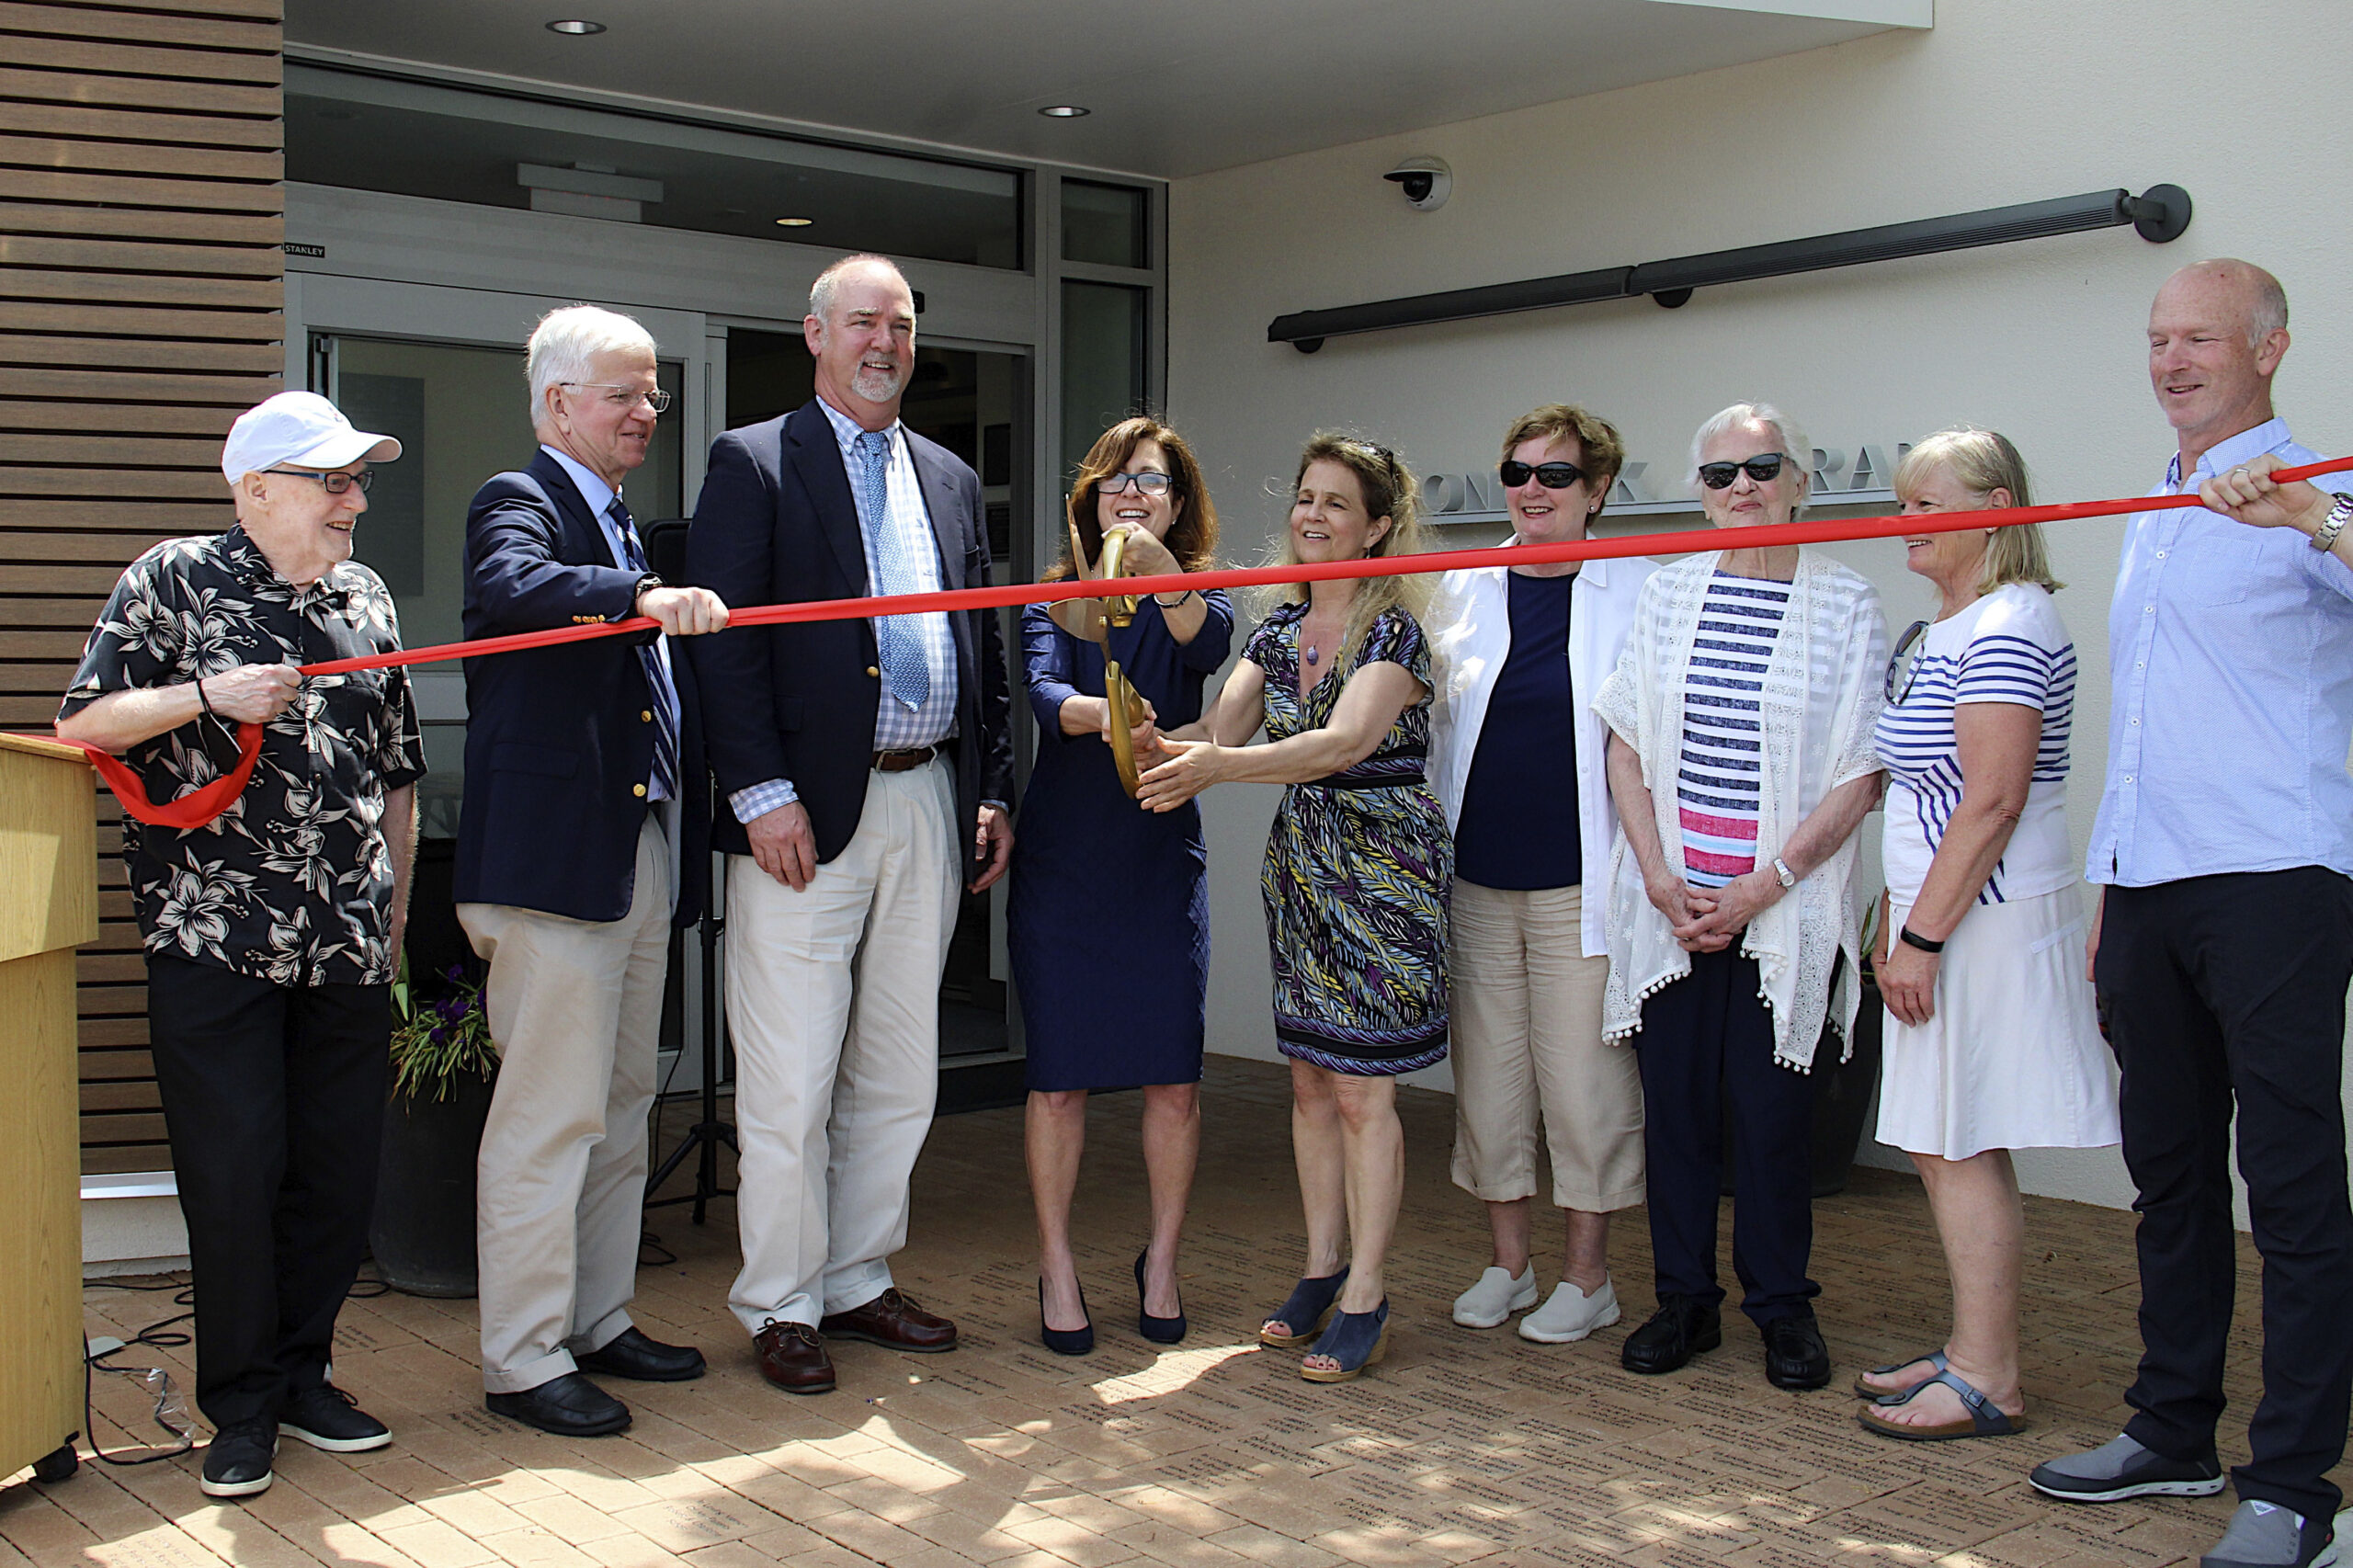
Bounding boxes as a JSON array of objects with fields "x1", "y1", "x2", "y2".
[{"x1": 1453, "y1": 571, "x2": 1582, "y2": 891}]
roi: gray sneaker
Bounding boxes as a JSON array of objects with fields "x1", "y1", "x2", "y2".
[
  {"x1": 2200, "y1": 1501, "x2": 2337, "y2": 1568},
  {"x1": 2028, "y1": 1432, "x2": 2225, "y2": 1503}
]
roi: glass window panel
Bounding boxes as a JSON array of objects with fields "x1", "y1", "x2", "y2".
[
  {"x1": 1060, "y1": 281, "x2": 1147, "y2": 486},
  {"x1": 286, "y1": 65, "x2": 1022, "y2": 270},
  {"x1": 1061, "y1": 179, "x2": 1148, "y2": 269}
]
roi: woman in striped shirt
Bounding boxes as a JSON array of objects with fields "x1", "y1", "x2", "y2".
[
  {"x1": 1855, "y1": 429, "x2": 2117, "y2": 1442},
  {"x1": 1597, "y1": 402, "x2": 1887, "y2": 1392}
]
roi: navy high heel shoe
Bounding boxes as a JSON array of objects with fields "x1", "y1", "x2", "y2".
[
  {"x1": 1301, "y1": 1299, "x2": 1390, "y2": 1383},
  {"x1": 1040, "y1": 1278, "x2": 1094, "y2": 1357},
  {"x1": 1135, "y1": 1247, "x2": 1187, "y2": 1345},
  {"x1": 1259, "y1": 1266, "x2": 1349, "y2": 1348}
]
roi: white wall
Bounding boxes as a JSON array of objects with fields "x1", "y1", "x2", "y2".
[{"x1": 1165, "y1": 0, "x2": 2353, "y2": 1214}]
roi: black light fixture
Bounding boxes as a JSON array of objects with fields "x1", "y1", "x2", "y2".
[
  {"x1": 546, "y1": 18, "x2": 607, "y2": 35},
  {"x1": 1038, "y1": 105, "x2": 1090, "y2": 119}
]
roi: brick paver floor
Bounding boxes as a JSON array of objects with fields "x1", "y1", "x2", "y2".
[{"x1": 8, "y1": 1056, "x2": 2338, "y2": 1567}]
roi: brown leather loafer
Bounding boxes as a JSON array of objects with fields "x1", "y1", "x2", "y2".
[
  {"x1": 819, "y1": 1288, "x2": 958, "y2": 1354},
  {"x1": 753, "y1": 1319, "x2": 835, "y2": 1394}
]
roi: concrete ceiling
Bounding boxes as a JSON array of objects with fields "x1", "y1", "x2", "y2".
[{"x1": 285, "y1": 1, "x2": 1930, "y2": 178}]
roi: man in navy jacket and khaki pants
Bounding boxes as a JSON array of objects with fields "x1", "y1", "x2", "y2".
[
  {"x1": 456, "y1": 304, "x2": 728, "y2": 1437},
  {"x1": 688, "y1": 254, "x2": 1014, "y2": 1396}
]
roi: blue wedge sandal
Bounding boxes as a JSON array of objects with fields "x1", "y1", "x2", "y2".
[
  {"x1": 1259, "y1": 1267, "x2": 1349, "y2": 1348},
  {"x1": 1300, "y1": 1299, "x2": 1390, "y2": 1383}
]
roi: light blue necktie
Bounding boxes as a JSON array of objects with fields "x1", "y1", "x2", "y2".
[
  {"x1": 608, "y1": 496, "x2": 681, "y2": 800},
  {"x1": 853, "y1": 428, "x2": 929, "y2": 712}
]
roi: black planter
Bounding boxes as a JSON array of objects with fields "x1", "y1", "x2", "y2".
[
  {"x1": 1718, "y1": 970, "x2": 1886, "y2": 1199},
  {"x1": 370, "y1": 1068, "x2": 493, "y2": 1297}
]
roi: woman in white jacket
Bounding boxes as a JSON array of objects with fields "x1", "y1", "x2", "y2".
[
  {"x1": 1427, "y1": 403, "x2": 1657, "y2": 1346},
  {"x1": 1597, "y1": 402, "x2": 1886, "y2": 1392}
]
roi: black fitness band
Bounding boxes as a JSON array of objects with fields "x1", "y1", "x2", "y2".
[
  {"x1": 195, "y1": 677, "x2": 215, "y2": 717},
  {"x1": 1898, "y1": 926, "x2": 1945, "y2": 954}
]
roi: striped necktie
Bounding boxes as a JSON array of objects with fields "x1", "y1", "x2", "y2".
[
  {"x1": 853, "y1": 428, "x2": 930, "y2": 712},
  {"x1": 608, "y1": 495, "x2": 681, "y2": 801}
]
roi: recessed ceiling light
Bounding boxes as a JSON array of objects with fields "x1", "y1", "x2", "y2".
[
  {"x1": 546, "y1": 19, "x2": 607, "y2": 35},
  {"x1": 1038, "y1": 105, "x2": 1090, "y2": 119},
  {"x1": 774, "y1": 216, "x2": 813, "y2": 227}
]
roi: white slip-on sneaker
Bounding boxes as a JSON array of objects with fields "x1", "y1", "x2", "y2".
[
  {"x1": 1518, "y1": 1278, "x2": 1622, "y2": 1344},
  {"x1": 1451, "y1": 1265, "x2": 1539, "y2": 1328}
]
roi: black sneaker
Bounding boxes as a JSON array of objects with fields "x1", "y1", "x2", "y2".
[
  {"x1": 2029, "y1": 1432, "x2": 2226, "y2": 1503},
  {"x1": 199, "y1": 1419, "x2": 277, "y2": 1499},
  {"x1": 1762, "y1": 1312, "x2": 1832, "y2": 1391},
  {"x1": 279, "y1": 1385, "x2": 392, "y2": 1453},
  {"x1": 1620, "y1": 1295, "x2": 1722, "y2": 1374}
]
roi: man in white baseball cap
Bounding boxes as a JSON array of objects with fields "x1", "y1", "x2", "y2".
[{"x1": 57, "y1": 390, "x2": 426, "y2": 1501}]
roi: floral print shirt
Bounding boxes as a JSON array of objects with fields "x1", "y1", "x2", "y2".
[{"x1": 60, "y1": 527, "x2": 427, "y2": 988}]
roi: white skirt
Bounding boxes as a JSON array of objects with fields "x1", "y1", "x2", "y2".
[{"x1": 1877, "y1": 884, "x2": 2120, "y2": 1161}]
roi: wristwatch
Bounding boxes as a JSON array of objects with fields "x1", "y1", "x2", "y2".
[
  {"x1": 1770, "y1": 856, "x2": 1797, "y2": 891},
  {"x1": 2311, "y1": 493, "x2": 2353, "y2": 553}
]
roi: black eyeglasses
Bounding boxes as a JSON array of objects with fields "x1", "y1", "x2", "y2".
[
  {"x1": 1098, "y1": 472, "x2": 1175, "y2": 496},
  {"x1": 1885, "y1": 619, "x2": 1930, "y2": 705},
  {"x1": 1698, "y1": 452, "x2": 1789, "y2": 490},
  {"x1": 267, "y1": 467, "x2": 373, "y2": 494},
  {"x1": 1499, "y1": 460, "x2": 1587, "y2": 490}
]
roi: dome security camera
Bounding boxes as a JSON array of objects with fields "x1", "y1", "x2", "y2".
[{"x1": 1383, "y1": 156, "x2": 1452, "y2": 212}]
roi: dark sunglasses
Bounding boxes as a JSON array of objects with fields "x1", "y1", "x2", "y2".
[
  {"x1": 1698, "y1": 452, "x2": 1789, "y2": 490},
  {"x1": 1884, "y1": 619, "x2": 1930, "y2": 705},
  {"x1": 1499, "y1": 460, "x2": 1587, "y2": 490}
]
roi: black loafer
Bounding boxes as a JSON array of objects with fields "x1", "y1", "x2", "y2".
[
  {"x1": 1762, "y1": 1312, "x2": 1832, "y2": 1390},
  {"x1": 1620, "y1": 1295, "x2": 1722, "y2": 1375},
  {"x1": 485, "y1": 1371, "x2": 631, "y2": 1437},
  {"x1": 199, "y1": 1419, "x2": 277, "y2": 1499},
  {"x1": 574, "y1": 1327, "x2": 707, "y2": 1383}
]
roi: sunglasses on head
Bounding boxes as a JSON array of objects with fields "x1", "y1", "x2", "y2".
[
  {"x1": 1499, "y1": 460, "x2": 1587, "y2": 490},
  {"x1": 1697, "y1": 452, "x2": 1790, "y2": 490}
]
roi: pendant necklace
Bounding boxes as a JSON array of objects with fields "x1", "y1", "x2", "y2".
[{"x1": 1304, "y1": 643, "x2": 1320, "y2": 666}]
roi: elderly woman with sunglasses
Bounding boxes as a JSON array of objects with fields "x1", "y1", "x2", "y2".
[
  {"x1": 1853, "y1": 428, "x2": 2117, "y2": 1441},
  {"x1": 1597, "y1": 402, "x2": 1886, "y2": 1391},
  {"x1": 1427, "y1": 404, "x2": 1658, "y2": 1346}
]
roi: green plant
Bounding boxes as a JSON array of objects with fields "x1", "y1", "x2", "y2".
[{"x1": 389, "y1": 958, "x2": 498, "y2": 1102}]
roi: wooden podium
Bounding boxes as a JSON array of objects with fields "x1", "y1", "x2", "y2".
[{"x1": 0, "y1": 735, "x2": 99, "y2": 1485}]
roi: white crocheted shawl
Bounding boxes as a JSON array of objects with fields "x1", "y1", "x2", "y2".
[{"x1": 1593, "y1": 549, "x2": 1888, "y2": 1070}]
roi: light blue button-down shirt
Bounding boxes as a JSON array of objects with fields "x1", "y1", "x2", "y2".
[
  {"x1": 540, "y1": 444, "x2": 674, "y2": 802},
  {"x1": 2086, "y1": 418, "x2": 2353, "y2": 886}
]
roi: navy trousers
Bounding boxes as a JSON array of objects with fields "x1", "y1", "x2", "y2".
[
  {"x1": 1634, "y1": 945, "x2": 1821, "y2": 1325},
  {"x1": 146, "y1": 955, "x2": 391, "y2": 1430},
  {"x1": 2098, "y1": 868, "x2": 2353, "y2": 1522}
]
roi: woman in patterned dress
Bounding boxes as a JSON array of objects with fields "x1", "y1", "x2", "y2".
[{"x1": 1138, "y1": 432, "x2": 1449, "y2": 1381}]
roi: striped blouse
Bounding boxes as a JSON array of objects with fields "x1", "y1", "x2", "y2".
[
  {"x1": 1677, "y1": 574, "x2": 1790, "y2": 888},
  {"x1": 1873, "y1": 582, "x2": 2077, "y2": 907}
]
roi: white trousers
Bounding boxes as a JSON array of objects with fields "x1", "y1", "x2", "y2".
[
  {"x1": 460, "y1": 817, "x2": 671, "y2": 1394},
  {"x1": 726, "y1": 758, "x2": 959, "y2": 1333}
]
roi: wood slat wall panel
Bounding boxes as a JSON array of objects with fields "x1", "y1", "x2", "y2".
[{"x1": 2, "y1": 0, "x2": 285, "y2": 1177}]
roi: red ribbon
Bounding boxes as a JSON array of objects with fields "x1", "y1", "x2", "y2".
[{"x1": 27, "y1": 455, "x2": 2353, "y2": 829}]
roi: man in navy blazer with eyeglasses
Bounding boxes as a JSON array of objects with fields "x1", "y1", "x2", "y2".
[{"x1": 455, "y1": 304, "x2": 727, "y2": 1440}]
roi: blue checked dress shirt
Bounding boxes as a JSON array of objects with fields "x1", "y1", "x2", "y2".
[
  {"x1": 2086, "y1": 418, "x2": 2353, "y2": 886},
  {"x1": 727, "y1": 402, "x2": 957, "y2": 824},
  {"x1": 541, "y1": 446, "x2": 677, "y2": 802}
]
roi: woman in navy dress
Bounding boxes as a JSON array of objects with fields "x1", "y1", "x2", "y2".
[{"x1": 1009, "y1": 416, "x2": 1231, "y2": 1356}]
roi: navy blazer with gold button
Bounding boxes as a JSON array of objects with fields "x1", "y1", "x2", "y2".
[{"x1": 453, "y1": 448, "x2": 709, "y2": 926}]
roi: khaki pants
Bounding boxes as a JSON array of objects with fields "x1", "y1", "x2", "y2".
[
  {"x1": 460, "y1": 817, "x2": 671, "y2": 1394},
  {"x1": 725, "y1": 758, "x2": 960, "y2": 1333},
  {"x1": 1448, "y1": 879, "x2": 1644, "y2": 1212}
]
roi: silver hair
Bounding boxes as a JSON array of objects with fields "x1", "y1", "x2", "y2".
[
  {"x1": 2245, "y1": 270, "x2": 2290, "y2": 345},
  {"x1": 1688, "y1": 401, "x2": 1813, "y2": 520},
  {"x1": 525, "y1": 304, "x2": 657, "y2": 426},
  {"x1": 808, "y1": 253, "x2": 911, "y2": 324}
]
